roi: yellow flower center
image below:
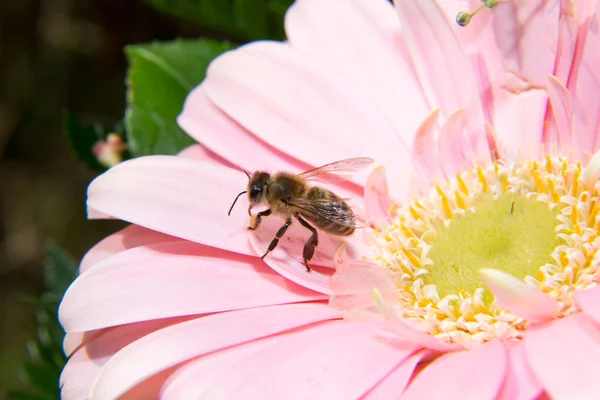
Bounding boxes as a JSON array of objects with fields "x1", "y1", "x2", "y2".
[
  {"x1": 371, "y1": 157, "x2": 600, "y2": 346},
  {"x1": 426, "y1": 194, "x2": 560, "y2": 305}
]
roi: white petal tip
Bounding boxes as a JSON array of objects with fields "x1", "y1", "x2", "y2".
[
  {"x1": 583, "y1": 151, "x2": 600, "y2": 189},
  {"x1": 480, "y1": 269, "x2": 558, "y2": 321}
]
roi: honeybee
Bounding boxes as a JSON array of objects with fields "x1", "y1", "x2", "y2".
[{"x1": 228, "y1": 157, "x2": 374, "y2": 272}]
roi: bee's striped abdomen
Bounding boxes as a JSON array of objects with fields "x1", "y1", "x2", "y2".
[{"x1": 301, "y1": 187, "x2": 355, "y2": 236}]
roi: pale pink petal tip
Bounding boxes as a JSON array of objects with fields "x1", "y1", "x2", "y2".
[
  {"x1": 583, "y1": 151, "x2": 600, "y2": 188},
  {"x1": 479, "y1": 269, "x2": 557, "y2": 321},
  {"x1": 411, "y1": 108, "x2": 441, "y2": 180},
  {"x1": 364, "y1": 165, "x2": 391, "y2": 220},
  {"x1": 329, "y1": 260, "x2": 397, "y2": 322},
  {"x1": 437, "y1": 109, "x2": 468, "y2": 176},
  {"x1": 546, "y1": 74, "x2": 574, "y2": 150}
]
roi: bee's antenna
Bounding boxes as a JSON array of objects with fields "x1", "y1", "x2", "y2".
[
  {"x1": 243, "y1": 170, "x2": 250, "y2": 179},
  {"x1": 228, "y1": 191, "x2": 247, "y2": 216}
]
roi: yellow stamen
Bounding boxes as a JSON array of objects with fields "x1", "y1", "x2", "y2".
[
  {"x1": 436, "y1": 185, "x2": 452, "y2": 219},
  {"x1": 476, "y1": 166, "x2": 488, "y2": 193}
]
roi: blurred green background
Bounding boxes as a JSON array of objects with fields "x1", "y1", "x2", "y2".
[{"x1": 0, "y1": 0, "x2": 291, "y2": 398}]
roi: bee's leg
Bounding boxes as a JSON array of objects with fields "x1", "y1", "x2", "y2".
[
  {"x1": 260, "y1": 217, "x2": 292, "y2": 260},
  {"x1": 296, "y1": 215, "x2": 318, "y2": 272},
  {"x1": 247, "y1": 209, "x2": 272, "y2": 231}
]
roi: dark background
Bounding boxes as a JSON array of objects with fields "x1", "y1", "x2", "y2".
[{"x1": 0, "y1": 0, "x2": 208, "y2": 396}]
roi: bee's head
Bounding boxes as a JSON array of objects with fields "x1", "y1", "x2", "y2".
[
  {"x1": 227, "y1": 170, "x2": 271, "y2": 217},
  {"x1": 247, "y1": 171, "x2": 270, "y2": 205}
]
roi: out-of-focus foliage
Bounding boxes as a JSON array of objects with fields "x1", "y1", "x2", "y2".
[
  {"x1": 8, "y1": 246, "x2": 77, "y2": 400},
  {"x1": 125, "y1": 39, "x2": 234, "y2": 156},
  {"x1": 64, "y1": 113, "x2": 127, "y2": 172},
  {"x1": 144, "y1": 0, "x2": 293, "y2": 41}
]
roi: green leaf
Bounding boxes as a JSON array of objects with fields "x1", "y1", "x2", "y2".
[
  {"x1": 7, "y1": 391, "x2": 54, "y2": 400},
  {"x1": 234, "y1": 0, "x2": 269, "y2": 39},
  {"x1": 125, "y1": 39, "x2": 234, "y2": 156},
  {"x1": 44, "y1": 245, "x2": 78, "y2": 300},
  {"x1": 20, "y1": 363, "x2": 61, "y2": 394},
  {"x1": 145, "y1": 0, "x2": 233, "y2": 34},
  {"x1": 143, "y1": 0, "x2": 293, "y2": 41},
  {"x1": 12, "y1": 245, "x2": 77, "y2": 399}
]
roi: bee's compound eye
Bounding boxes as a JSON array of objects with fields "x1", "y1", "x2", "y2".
[{"x1": 250, "y1": 185, "x2": 261, "y2": 200}]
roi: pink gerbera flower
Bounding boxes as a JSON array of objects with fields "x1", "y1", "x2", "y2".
[{"x1": 59, "y1": 0, "x2": 600, "y2": 399}]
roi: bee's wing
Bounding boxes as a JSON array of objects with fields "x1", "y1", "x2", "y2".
[
  {"x1": 298, "y1": 157, "x2": 374, "y2": 183},
  {"x1": 287, "y1": 197, "x2": 361, "y2": 229}
]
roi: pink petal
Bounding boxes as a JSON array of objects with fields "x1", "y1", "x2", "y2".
[
  {"x1": 59, "y1": 241, "x2": 327, "y2": 331},
  {"x1": 247, "y1": 213, "x2": 374, "y2": 295},
  {"x1": 574, "y1": 286, "x2": 600, "y2": 326},
  {"x1": 178, "y1": 88, "x2": 309, "y2": 173},
  {"x1": 574, "y1": 60, "x2": 600, "y2": 159},
  {"x1": 181, "y1": 90, "x2": 367, "y2": 201},
  {"x1": 480, "y1": 269, "x2": 558, "y2": 321},
  {"x1": 437, "y1": 109, "x2": 469, "y2": 177},
  {"x1": 177, "y1": 143, "x2": 235, "y2": 168},
  {"x1": 485, "y1": 122, "x2": 503, "y2": 162},
  {"x1": 551, "y1": 0, "x2": 595, "y2": 89},
  {"x1": 87, "y1": 207, "x2": 113, "y2": 219},
  {"x1": 466, "y1": 1, "x2": 558, "y2": 158},
  {"x1": 363, "y1": 350, "x2": 427, "y2": 399},
  {"x1": 201, "y1": 321, "x2": 419, "y2": 399},
  {"x1": 160, "y1": 337, "x2": 283, "y2": 399},
  {"x1": 524, "y1": 313, "x2": 600, "y2": 399},
  {"x1": 546, "y1": 74, "x2": 574, "y2": 151},
  {"x1": 87, "y1": 155, "x2": 255, "y2": 256},
  {"x1": 364, "y1": 165, "x2": 391, "y2": 221},
  {"x1": 498, "y1": 342, "x2": 542, "y2": 400},
  {"x1": 60, "y1": 316, "x2": 191, "y2": 400},
  {"x1": 79, "y1": 225, "x2": 177, "y2": 273},
  {"x1": 573, "y1": 1, "x2": 600, "y2": 158},
  {"x1": 470, "y1": 52, "x2": 494, "y2": 124},
  {"x1": 63, "y1": 329, "x2": 105, "y2": 357},
  {"x1": 63, "y1": 332, "x2": 86, "y2": 356},
  {"x1": 489, "y1": 1, "x2": 560, "y2": 89},
  {"x1": 285, "y1": 0, "x2": 429, "y2": 146},
  {"x1": 491, "y1": 90, "x2": 548, "y2": 160},
  {"x1": 120, "y1": 366, "x2": 177, "y2": 400},
  {"x1": 394, "y1": 0, "x2": 485, "y2": 145},
  {"x1": 402, "y1": 340, "x2": 507, "y2": 400},
  {"x1": 412, "y1": 108, "x2": 441, "y2": 183},
  {"x1": 202, "y1": 41, "x2": 412, "y2": 197},
  {"x1": 90, "y1": 303, "x2": 341, "y2": 400}
]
